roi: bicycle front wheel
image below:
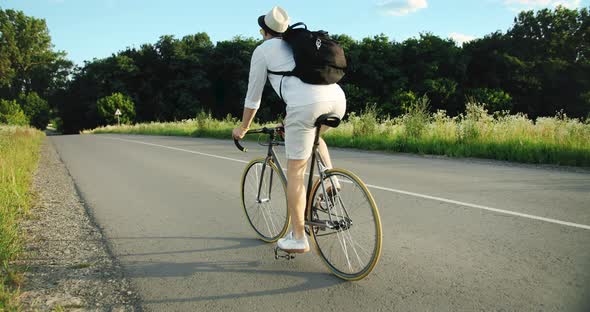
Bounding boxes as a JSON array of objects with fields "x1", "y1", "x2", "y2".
[
  {"x1": 307, "y1": 168, "x2": 382, "y2": 281},
  {"x1": 241, "y1": 158, "x2": 289, "y2": 242}
]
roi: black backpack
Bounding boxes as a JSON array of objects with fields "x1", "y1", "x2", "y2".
[{"x1": 268, "y1": 22, "x2": 347, "y2": 87}]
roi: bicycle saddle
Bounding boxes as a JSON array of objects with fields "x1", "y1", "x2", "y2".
[{"x1": 314, "y1": 113, "x2": 341, "y2": 128}]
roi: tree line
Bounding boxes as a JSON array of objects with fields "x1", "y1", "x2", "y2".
[{"x1": 0, "y1": 6, "x2": 588, "y2": 134}]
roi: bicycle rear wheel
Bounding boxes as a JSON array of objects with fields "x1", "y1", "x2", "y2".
[
  {"x1": 307, "y1": 168, "x2": 382, "y2": 280},
  {"x1": 241, "y1": 158, "x2": 289, "y2": 242}
]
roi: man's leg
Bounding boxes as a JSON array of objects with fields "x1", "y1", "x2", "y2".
[
  {"x1": 287, "y1": 158, "x2": 308, "y2": 240},
  {"x1": 317, "y1": 126, "x2": 341, "y2": 191},
  {"x1": 317, "y1": 125, "x2": 333, "y2": 169}
]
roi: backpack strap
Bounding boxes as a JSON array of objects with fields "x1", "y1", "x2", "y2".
[
  {"x1": 266, "y1": 73, "x2": 290, "y2": 101},
  {"x1": 289, "y1": 22, "x2": 307, "y2": 30},
  {"x1": 265, "y1": 22, "x2": 307, "y2": 101},
  {"x1": 267, "y1": 70, "x2": 294, "y2": 76}
]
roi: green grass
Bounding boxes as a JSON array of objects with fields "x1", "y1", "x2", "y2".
[
  {"x1": 86, "y1": 104, "x2": 590, "y2": 167},
  {"x1": 0, "y1": 125, "x2": 44, "y2": 311}
]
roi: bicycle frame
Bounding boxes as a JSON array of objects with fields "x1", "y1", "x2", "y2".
[{"x1": 238, "y1": 126, "x2": 349, "y2": 231}]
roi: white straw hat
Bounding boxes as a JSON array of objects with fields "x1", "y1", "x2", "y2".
[{"x1": 258, "y1": 6, "x2": 289, "y2": 35}]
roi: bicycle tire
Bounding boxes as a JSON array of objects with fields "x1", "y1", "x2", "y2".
[
  {"x1": 307, "y1": 168, "x2": 382, "y2": 281},
  {"x1": 241, "y1": 158, "x2": 290, "y2": 242}
]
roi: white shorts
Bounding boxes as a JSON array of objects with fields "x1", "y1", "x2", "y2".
[{"x1": 284, "y1": 100, "x2": 346, "y2": 160}]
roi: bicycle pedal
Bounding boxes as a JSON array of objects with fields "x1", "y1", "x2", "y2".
[{"x1": 274, "y1": 247, "x2": 295, "y2": 260}]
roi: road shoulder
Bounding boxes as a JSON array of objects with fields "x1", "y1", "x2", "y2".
[{"x1": 16, "y1": 137, "x2": 141, "y2": 311}]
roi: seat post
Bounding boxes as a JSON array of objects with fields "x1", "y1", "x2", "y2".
[{"x1": 306, "y1": 113, "x2": 340, "y2": 202}]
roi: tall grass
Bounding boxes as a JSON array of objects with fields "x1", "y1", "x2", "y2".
[
  {"x1": 325, "y1": 99, "x2": 590, "y2": 166},
  {"x1": 0, "y1": 126, "x2": 44, "y2": 311},
  {"x1": 87, "y1": 102, "x2": 590, "y2": 167},
  {"x1": 88, "y1": 111, "x2": 267, "y2": 141}
]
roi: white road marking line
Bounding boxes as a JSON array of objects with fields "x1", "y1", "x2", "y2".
[
  {"x1": 365, "y1": 184, "x2": 590, "y2": 230},
  {"x1": 102, "y1": 136, "x2": 590, "y2": 230},
  {"x1": 105, "y1": 136, "x2": 249, "y2": 164}
]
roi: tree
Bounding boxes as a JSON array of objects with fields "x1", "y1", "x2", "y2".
[
  {"x1": 341, "y1": 84, "x2": 377, "y2": 116},
  {"x1": 344, "y1": 34, "x2": 405, "y2": 112},
  {"x1": 0, "y1": 99, "x2": 28, "y2": 126},
  {"x1": 0, "y1": 9, "x2": 72, "y2": 99},
  {"x1": 17, "y1": 91, "x2": 49, "y2": 129},
  {"x1": 54, "y1": 7, "x2": 590, "y2": 132},
  {"x1": 97, "y1": 93, "x2": 135, "y2": 125},
  {"x1": 401, "y1": 33, "x2": 465, "y2": 113},
  {"x1": 509, "y1": 7, "x2": 587, "y2": 62},
  {"x1": 207, "y1": 36, "x2": 260, "y2": 119},
  {"x1": 422, "y1": 78, "x2": 459, "y2": 112},
  {"x1": 505, "y1": 6, "x2": 590, "y2": 117},
  {"x1": 163, "y1": 34, "x2": 214, "y2": 120},
  {"x1": 463, "y1": 7, "x2": 590, "y2": 118}
]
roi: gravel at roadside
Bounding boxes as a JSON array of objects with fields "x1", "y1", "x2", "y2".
[{"x1": 16, "y1": 137, "x2": 141, "y2": 311}]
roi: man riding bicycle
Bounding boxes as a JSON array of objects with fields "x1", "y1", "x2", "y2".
[{"x1": 232, "y1": 6, "x2": 346, "y2": 253}]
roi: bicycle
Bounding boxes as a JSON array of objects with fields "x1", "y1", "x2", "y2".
[{"x1": 234, "y1": 113, "x2": 382, "y2": 281}]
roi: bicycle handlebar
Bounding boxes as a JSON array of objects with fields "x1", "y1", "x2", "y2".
[
  {"x1": 233, "y1": 126, "x2": 284, "y2": 153},
  {"x1": 234, "y1": 139, "x2": 247, "y2": 152}
]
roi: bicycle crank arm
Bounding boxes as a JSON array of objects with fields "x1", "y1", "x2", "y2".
[{"x1": 274, "y1": 247, "x2": 295, "y2": 260}]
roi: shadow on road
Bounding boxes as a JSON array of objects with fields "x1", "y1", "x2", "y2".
[
  {"x1": 109, "y1": 236, "x2": 347, "y2": 304},
  {"x1": 113, "y1": 236, "x2": 261, "y2": 257},
  {"x1": 127, "y1": 259, "x2": 342, "y2": 304}
]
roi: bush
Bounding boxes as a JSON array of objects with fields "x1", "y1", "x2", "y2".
[
  {"x1": 17, "y1": 92, "x2": 50, "y2": 130},
  {"x1": 97, "y1": 93, "x2": 136, "y2": 125},
  {"x1": 389, "y1": 90, "x2": 417, "y2": 117},
  {"x1": 196, "y1": 110, "x2": 213, "y2": 130},
  {"x1": 459, "y1": 99, "x2": 492, "y2": 142},
  {"x1": 351, "y1": 104, "x2": 378, "y2": 137},
  {"x1": 466, "y1": 88, "x2": 513, "y2": 113},
  {"x1": 0, "y1": 100, "x2": 29, "y2": 126},
  {"x1": 403, "y1": 95, "x2": 430, "y2": 138}
]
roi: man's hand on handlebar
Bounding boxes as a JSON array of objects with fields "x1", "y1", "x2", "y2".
[
  {"x1": 276, "y1": 122, "x2": 285, "y2": 139},
  {"x1": 232, "y1": 127, "x2": 248, "y2": 140}
]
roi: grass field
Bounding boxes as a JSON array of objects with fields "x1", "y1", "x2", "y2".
[
  {"x1": 87, "y1": 102, "x2": 590, "y2": 167},
  {"x1": 0, "y1": 126, "x2": 44, "y2": 311}
]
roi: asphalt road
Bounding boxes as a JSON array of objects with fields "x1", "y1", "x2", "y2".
[{"x1": 50, "y1": 134, "x2": 590, "y2": 312}]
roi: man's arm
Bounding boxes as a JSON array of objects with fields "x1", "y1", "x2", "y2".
[
  {"x1": 234, "y1": 46, "x2": 266, "y2": 140},
  {"x1": 232, "y1": 107, "x2": 257, "y2": 140},
  {"x1": 240, "y1": 107, "x2": 257, "y2": 130}
]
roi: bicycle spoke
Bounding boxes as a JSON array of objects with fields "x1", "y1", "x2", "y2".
[
  {"x1": 330, "y1": 196, "x2": 364, "y2": 272},
  {"x1": 333, "y1": 197, "x2": 364, "y2": 269},
  {"x1": 335, "y1": 228, "x2": 353, "y2": 272}
]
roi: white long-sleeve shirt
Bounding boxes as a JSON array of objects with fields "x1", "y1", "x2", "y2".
[{"x1": 244, "y1": 38, "x2": 345, "y2": 110}]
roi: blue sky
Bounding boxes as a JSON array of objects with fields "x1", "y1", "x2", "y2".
[{"x1": 2, "y1": 0, "x2": 588, "y2": 65}]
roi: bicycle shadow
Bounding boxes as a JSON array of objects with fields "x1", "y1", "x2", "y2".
[
  {"x1": 109, "y1": 236, "x2": 347, "y2": 304},
  {"x1": 112, "y1": 236, "x2": 261, "y2": 258},
  {"x1": 127, "y1": 259, "x2": 344, "y2": 304}
]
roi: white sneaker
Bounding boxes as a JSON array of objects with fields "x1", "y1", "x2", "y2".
[{"x1": 277, "y1": 231, "x2": 310, "y2": 253}]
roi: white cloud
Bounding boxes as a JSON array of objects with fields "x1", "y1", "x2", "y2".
[
  {"x1": 377, "y1": 0, "x2": 428, "y2": 16},
  {"x1": 503, "y1": 0, "x2": 583, "y2": 10},
  {"x1": 449, "y1": 33, "x2": 476, "y2": 45}
]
